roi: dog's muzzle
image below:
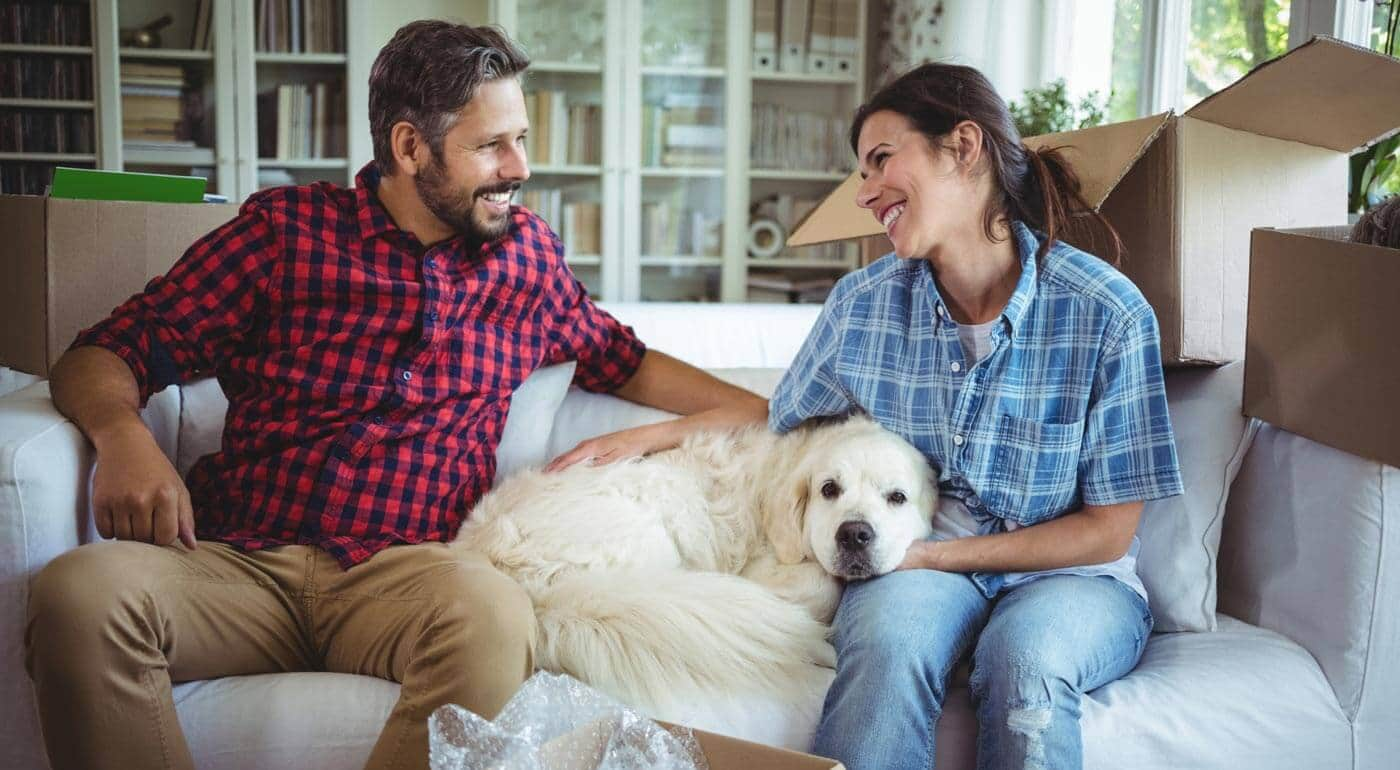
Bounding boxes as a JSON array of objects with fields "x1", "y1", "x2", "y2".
[{"x1": 833, "y1": 520, "x2": 877, "y2": 579}]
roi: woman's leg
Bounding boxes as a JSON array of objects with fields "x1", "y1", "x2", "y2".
[
  {"x1": 813, "y1": 568, "x2": 990, "y2": 770},
  {"x1": 969, "y1": 575, "x2": 1152, "y2": 770}
]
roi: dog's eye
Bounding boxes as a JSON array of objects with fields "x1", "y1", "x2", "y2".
[
  {"x1": 887, "y1": 491, "x2": 907, "y2": 506},
  {"x1": 820, "y1": 480, "x2": 842, "y2": 500}
]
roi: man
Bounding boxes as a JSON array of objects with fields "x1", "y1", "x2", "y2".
[{"x1": 25, "y1": 20, "x2": 765, "y2": 770}]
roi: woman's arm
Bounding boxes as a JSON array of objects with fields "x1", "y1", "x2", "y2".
[{"x1": 898, "y1": 500, "x2": 1142, "y2": 572}]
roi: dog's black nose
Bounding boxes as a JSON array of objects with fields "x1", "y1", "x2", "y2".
[{"x1": 836, "y1": 521, "x2": 875, "y2": 551}]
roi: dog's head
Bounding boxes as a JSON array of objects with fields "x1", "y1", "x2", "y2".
[{"x1": 761, "y1": 414, "x2": 936, "y2": 580}]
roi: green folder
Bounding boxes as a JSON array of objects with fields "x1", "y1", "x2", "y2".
[{"x1": 49, "y1": 167, "x2": 207, "y2": 203}]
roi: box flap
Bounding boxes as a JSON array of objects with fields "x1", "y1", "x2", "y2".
[
  {"x1": 0, "y1": 195, "x2": 50, "y2": 374},
  {"x1": 1185, "y1": 36, "x2": 1400, "y2": 153},
  {"x1": 786, "y1": 112, "x2": 1171, "y2": 247},
  {"x1": 1023, "y1": 111, "x2": 1173, "y2": 210}
]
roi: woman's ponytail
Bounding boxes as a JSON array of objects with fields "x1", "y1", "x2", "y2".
[{"x1": 1016, "y1": 145, "x2": 1123, "y2": 265}]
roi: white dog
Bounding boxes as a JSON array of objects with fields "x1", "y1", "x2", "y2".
[{"x1": 451, "y1": 414, "x2": 936, "y2": 713}]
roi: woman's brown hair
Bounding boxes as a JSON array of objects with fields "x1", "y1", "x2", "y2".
[{"x1": 849, "y1": 63, "x2": 1122, "y2": 264}]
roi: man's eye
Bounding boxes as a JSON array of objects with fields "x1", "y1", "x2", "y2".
[
  {"x1": 821, "y1": 480, "x2": 842, "y2": 500},
  {"x1": 887, "y1": 491, "x2": 907, "y2": 506}
]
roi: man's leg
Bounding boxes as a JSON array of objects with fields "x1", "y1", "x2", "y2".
[
  {"x1": 25, "y1": 541, "x2": 316, "y2": 770},
  {"x1": 312, "y1": 543, "x2": 535, "y2": 770},
  {"x1": 969, "y1": 575, "x2": 1153, "y2": 770}
]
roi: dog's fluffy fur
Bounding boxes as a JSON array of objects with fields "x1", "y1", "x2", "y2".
[{"x1": 451, "y1": 414, "x2": 935, "y2": 713}]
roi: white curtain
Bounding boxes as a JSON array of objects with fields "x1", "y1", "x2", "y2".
[{"x1": 875, "y1": 0, "x2": 1115, "y2": 106}]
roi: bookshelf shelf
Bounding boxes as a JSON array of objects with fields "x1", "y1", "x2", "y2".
[
  {"x1": 748, "y1": 258, "x2": 855, "y2": 270},
  {"x1": 119, "y1": 47, "x2": 214, "y2": 61},
  {"x1": 532, "y1": 61, "x2": 604, "y2": 75},
  {"x1": 258, "y1": 158, "x2": 349, "y2": 169},
  {"x1": 640, "y1": 65, "x2": 726, "y2": 78},
  {"x1": 0, "y1": 98, "x2": 94, "y2": 110},
  {"x1": 0, "y1": 152, "x2": 97, "y2": 162},
  {"x1": 749, "y1": 169, "x2": 847, "y2": 181},
  {"x1": 124, "y1": 146, "x2": 217, "y2": 166},
  {"x1": 752, "y1": 71, "x2": 859, "y2": 85},
  {"x1": 0, "y1": 43, "x2": 93, "y2": 55},
  {"x1": 255, "y1": 52, "x2": 348, "y2": 65},
  {"x1": 641, "y1": 166, "x2": 724, "y2": 178},
  {"x1": 640, "y1": 255, "x2": 724, "y2": 268},
  {"x1": 532, "y1": 164, "x2": 603, "y2": 176}
]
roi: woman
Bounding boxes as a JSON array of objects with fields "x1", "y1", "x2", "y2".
[{"x1": 767, "y1": 64, "x2": 1184, "y2": 769}]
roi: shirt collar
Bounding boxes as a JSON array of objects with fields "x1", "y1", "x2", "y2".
[
  {"x1": 921, "y1": 220, "x2": 1041, "y2": 336},
  {"x1": 354, "y1": 162, "x2": 399, "y2": 242}
]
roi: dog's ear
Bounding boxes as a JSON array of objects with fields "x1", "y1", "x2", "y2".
[{"x1": 761, "y1": 463, "x2": 810, "y2": 564}]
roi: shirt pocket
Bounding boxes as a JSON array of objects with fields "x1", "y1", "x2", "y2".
[{"x1": 980, "y1": 414, "x2": 1084, "y2": 525}]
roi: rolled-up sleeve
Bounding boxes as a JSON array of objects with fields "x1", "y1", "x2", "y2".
[
  {"x1": 541, "y1": 257, "x2": 646, "y2": 394},
  {"x1": 1078, "y1": 306, "x2": 1184, "y2": 505},
  {"x1": 67, "y1": 206, "x2": 278, "y2": 406},
  {"x1": 768, "y1": 290, "x2": 854, "y2": 434}
]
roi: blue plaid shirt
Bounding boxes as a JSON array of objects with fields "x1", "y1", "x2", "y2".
[{"x1": 770, "y1": 221, "x2": 1183, "y2": 599}]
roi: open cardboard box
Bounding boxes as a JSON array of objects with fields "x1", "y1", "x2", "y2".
[
  {"x1": 0, "y1": 194, "x2": 240, "y2": 376},
  {"x1": 679, "y1": 724, "x2": 843, "y2": 770},
  {"x1": 1243, "y1": 225, "x2": 1400, "y2": 468},
  {"x1": 787, "y1": 36, "x2": 1400, "y2": 365}
]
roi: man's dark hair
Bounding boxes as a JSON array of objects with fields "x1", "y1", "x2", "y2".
[{"x1": 369, "y1": 20, "x2": 529, "y2": 173}]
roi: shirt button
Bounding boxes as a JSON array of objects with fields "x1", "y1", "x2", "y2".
[
  {"x1": 401, "y1": 370, "x2": 412, "y2": 382},
  {"x1": 950, "y1": 361, "x2": 961, "y2": 373},
  {"x1": 425, "y1": 258, "x2": 437, "y2": 269},
  {"x1": 428, "y1": 311, "x2": 439, "y2": 322},
  {"x1": 371, "y1": 414, "x2": 384, "y2": 424},
  {"x1": 953, "y1": 434, "x2": 965, "y2": 446}
]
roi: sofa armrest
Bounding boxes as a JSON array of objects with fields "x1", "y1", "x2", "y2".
[
  {"x1": 0, "y1": 382, "x2": 96, "y2": 770},
  {"x1": 1218, "y1": 422, "x2": 1399, "y2": 770}
]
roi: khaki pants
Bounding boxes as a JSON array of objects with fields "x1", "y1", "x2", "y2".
[{"x1": 24, "y1": 540, "x2": 536, "y2": 770}]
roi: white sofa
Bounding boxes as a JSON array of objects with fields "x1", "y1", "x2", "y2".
[{"x1": 2, "y1": 302, "x2": 1396, "y2": 770}]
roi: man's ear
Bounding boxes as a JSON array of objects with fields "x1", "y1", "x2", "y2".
[{"x1": 389, "y1": 120, "x2": 426, "y2": 176}]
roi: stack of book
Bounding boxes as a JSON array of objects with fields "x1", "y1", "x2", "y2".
[
  {"x1": 0, "y1": 55, "x2": 91, "y2": 99},
  {"x1": 642, "y1": 92, "x2": 723, "y2": 168},
  {"x1": 746, "y1": 271, "x2": 836, "y2": 303},
  {"x1": 0, "y1": 110, "x2": 93, "y2": 153},
  {"x1": 642, "y1": 196, "x2": 722, "y2": 257},
  {"x1": 750, "y1": 103, "x2": 849, "y2": 172},
  {"x1": 519, "y1": 189, "x2": 602, "y2": 256},
  {"x1": 0, "y1": 2, "x2": 91, "y2": 45},
  {"x1": 524, "y1": 91, "x2": 601, "y2": 166},
  {"x1": 120, "y1": 62, "x2": 188, "y2": 147},
  {"x1": 257, "y1": 81, "x2": 344, "y2": 159},
  {"x1": 255, "y1": 0, "x2": 344, "y2": 53}
]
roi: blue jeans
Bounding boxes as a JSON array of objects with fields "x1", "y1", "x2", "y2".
[{"x1": 812, "y1": 570, "x2": 1152, "y2": 770}]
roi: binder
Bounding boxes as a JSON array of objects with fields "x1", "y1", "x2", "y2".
[
  {"x1": 831, "y1": 0, "x2": 858, "y2": 76},
  {"x1": 778, "y1": 0, "x2": 810, "y2": 73},
  {"x1": 805, "y1": 0, "x2": 834, "y2": 74},
  {"x1": 753, "y1": 0, "x2": 779, "y2": 73}
]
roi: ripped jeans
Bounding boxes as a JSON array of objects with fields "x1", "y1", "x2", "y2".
[{"x1": 812, "y1": 570, "x2": 1152, "y2": 770}]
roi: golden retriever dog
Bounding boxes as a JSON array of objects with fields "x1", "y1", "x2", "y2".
[{"x1": 450, "y1": 414, "x2": 936, "y2": 714}]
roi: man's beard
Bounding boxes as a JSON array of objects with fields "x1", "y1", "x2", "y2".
[{"x1": 413, "y1": 154, "x2": 518, "y2": 244}]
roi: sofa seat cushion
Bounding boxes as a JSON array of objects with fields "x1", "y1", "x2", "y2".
[{"x1": 171, "y1": 616, "x2": 1348, "y2": 770}]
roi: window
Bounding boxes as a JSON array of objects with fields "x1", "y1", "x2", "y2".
[
  {"x1": 1183, "y1": 0, "x2": 1291, "y2": 109},
  {"x1": 1109, "y1": 0, "x2": 1147, "y2": 122}
]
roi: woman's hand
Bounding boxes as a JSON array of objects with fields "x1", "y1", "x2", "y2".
[
  {"x1": 544, "y1": 421, "x2": 678, "y2": 472},
  {"x1": 895, "y1": 539, "x2": 944, "y2": 571}
]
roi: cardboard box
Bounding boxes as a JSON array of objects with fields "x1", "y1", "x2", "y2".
[
  {"x1": 786, "y1": 36, "x2": 1400, "y2": 365},
  {"x1": 0, "y1": 194, "x2": 240, "y2": 376},
  {"x1": 1243, "y1": 226, "x2": 1400, "y2": 468},
  {"x1": 684, "y1": 724, "x2": 844, "y2": 769}
]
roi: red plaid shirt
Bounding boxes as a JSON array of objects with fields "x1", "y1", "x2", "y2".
[{"x1": 72, "y1": 163, "x2": 646, "y2": 568}]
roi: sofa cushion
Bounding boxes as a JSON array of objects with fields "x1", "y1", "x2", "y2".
[
  {"x1": 1136, "y1": 361, "x2": 1256, "y2": 632},
  {"x1": 168, "y1": 616, "x2": 1347, "y2": 770},
  {"x1": 599, "y1": 303, "x2": 821, "y2": 369},
  {"x1": 174, "y1": 363, "x2": 577, "y2": 484}
]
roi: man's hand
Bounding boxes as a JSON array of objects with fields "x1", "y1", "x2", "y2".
[
  {"x1": 92, "y1": 425, "x2": 197, "y2": 549},
  {"x1": 895, "y1": 539, "x2": 942, "y2": 571},
  {"x1": 544, "y1": 421, "x2": 671, "y2": 473}
]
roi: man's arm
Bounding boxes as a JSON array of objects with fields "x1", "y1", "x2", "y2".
[
  {"x1": 50, "y1": 346, "x2": 197, "y2": 548},
  {"x1": 897, "y1": 500, "x2": 1142, "y2": 572},
  {"x1": 544, "y1": 350, "x2": 768, "y2": 471}
]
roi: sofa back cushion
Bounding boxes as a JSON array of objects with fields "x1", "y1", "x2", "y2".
[
  {"x1": 174, "y1": 363, "x2": 577, "y2": 483},
  {"x1": 1134, "y1": 362, "x2": 1255, "y2": 632}
]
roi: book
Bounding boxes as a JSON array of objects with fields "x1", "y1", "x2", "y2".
[{"x1": 49, "y1": 167, "x2": 206, "y2": 203}]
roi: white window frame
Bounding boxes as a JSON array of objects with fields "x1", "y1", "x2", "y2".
[{"x1": 1136, "y1": 0, "x2": 1374, "y2": 116}]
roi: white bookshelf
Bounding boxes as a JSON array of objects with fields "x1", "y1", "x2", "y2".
[{"x1": 495, "y1": 0, "x2": 866, "y2": 303}]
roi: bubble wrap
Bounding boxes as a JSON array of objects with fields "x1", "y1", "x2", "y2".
[{"x1": 429, "y1": 672, "x2": 709, "y2": 770}]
